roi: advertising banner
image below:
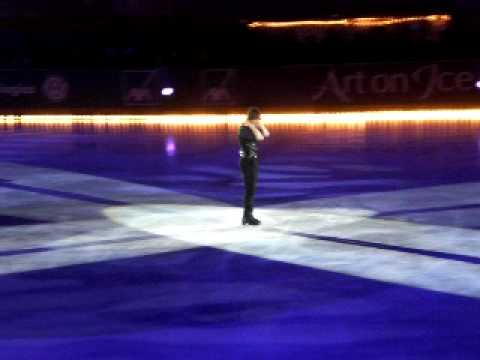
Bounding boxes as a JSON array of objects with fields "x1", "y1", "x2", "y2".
[
  {"x1": 1, "y1": 61, "x2": 479, "y2": 112},
  {"x1": 0, "y1": 70, "x2": 121, "y2": 109},
  {"x1": 235, "y1": 61, "x2": 480, "y2": 107},
  {"x1": 121, "y1": 68, "x2": 175, "y2": 106}
]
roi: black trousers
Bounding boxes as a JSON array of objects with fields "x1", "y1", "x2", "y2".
[{"x1": 240, "y1": 157, "x2": 258, "y2": 211}]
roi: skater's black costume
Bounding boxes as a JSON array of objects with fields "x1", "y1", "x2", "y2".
[{"x1": 239, "y1": 125, "x2": 260, "y2": 225}]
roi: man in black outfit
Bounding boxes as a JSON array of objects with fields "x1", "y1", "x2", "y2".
[{"x1": 238, "y1": 107, "x2": 270, "y2": 225}]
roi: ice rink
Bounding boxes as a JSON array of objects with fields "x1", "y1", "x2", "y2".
[{"x1": 1, "y1": 117, "x2": 480, "y2": 359}]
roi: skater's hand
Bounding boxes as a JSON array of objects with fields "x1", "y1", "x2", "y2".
[
  {"x1": 249, "y1": 124, "x2": 265, "y2": 141},
  {"x1": 259, "y1": 125, "x2": 270, "y2": 138}
]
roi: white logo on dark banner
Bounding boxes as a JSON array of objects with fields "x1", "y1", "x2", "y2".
[
  {"x1": 201, "y1": 69, "x2": 238, "y2": 105},
  {"x1": 122, "y1": 69, "x2": 172, "y2": 106},
  {"x1": 312, "y1": 64, "x2": 476, "y2": 103},
  {"x1": 42, "y1": 76, "x2": 70, "y2": 102}
]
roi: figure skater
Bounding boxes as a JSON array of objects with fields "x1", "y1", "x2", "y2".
[{"x1": 238, "y1": 107, "x2": 270, "y2": 225}]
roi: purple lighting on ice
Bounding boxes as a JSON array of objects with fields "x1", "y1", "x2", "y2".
[{"x1": 166, "y1": 136, "x2": 176, "y2": 156}]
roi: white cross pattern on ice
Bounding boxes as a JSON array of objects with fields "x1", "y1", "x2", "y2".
[{"x1": 1, "y1": 162, "x2": 480, "y2": 298}]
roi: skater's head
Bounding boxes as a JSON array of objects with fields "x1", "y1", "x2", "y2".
[{"x1": 247, "y1": 107, "x2": 261, "y2": 125}]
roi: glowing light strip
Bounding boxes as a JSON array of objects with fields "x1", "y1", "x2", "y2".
[
  {"x1": 3, "y1": 109, "x2": 480, "y2": 126},
  {"x1": 248, "y1": 15, "x2": 451, "y2": 29}
]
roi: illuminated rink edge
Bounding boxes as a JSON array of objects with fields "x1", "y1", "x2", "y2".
[{"x1": 5, "y1": 108, "x2": 480, "y2": 126}]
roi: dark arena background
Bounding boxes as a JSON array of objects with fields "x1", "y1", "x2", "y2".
[{"x1": 3, "y1": 1, "x2": 480, "y2": 359}]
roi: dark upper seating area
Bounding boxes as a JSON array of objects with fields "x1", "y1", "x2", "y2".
[{"x1": 0, "y1": 0, "x2": 478, "y2": 69}]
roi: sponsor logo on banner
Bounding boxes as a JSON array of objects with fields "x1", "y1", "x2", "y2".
[
  {"x1": 122, "y1": 69, "x2": 172, "y2": 106},
  {"x1": 127, "y1": 88, "x2": 154, "y2": 103},
  {"x1": 201, "y1": 69, "x2": 238, "y2": 105},
  {"x1": 42, "y1": 75, "x2": 70, "y2": 102},
  {"x1": 312, "y1": 63, "x2": 476, "y2": 103}
]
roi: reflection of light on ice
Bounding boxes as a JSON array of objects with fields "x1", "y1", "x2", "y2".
[
  {"x1": 106, "y1": 204, "x2": 371, "y2": 229},
  {"x1": 165, "y1": 136, "x2": 176, "y2": 156},
  {"x1": 103, "y1": 204, "x2": 396, "y2": 258},
  {"x1": 103, "y1": 204, "x2": 377, "y2": 249},
  {"x1": 106, "y1": 204, "x2": 273, "y2": 238},
  {"x1": 103, "y1": 201, "x2": 480, "y2": 299}
]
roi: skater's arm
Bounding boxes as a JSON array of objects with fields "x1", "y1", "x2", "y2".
[
  {"x1": 248, "y1": 124, "x2": 265, "y2": 141},
  {"x1": 257, "y1": 124, "x2": 270, "y2": 138}
]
